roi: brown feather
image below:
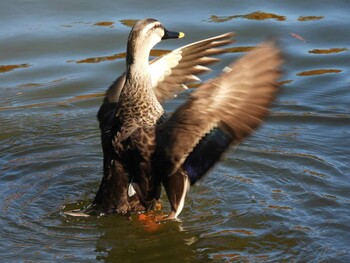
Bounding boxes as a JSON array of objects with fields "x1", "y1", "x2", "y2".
[{"x1": 156, "y1": 41, "x2": 283, "y2": 175}]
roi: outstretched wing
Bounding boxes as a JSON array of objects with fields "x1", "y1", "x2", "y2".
[
  {"x1": 150, "y1": 32, "x2": 235, "y2": 103},
  {"x1": 103, "y1": 33, "x2": 234, "y2": 105},
  {"x1": 154, "y1": 41, "x2": 283, "y2": 184}
]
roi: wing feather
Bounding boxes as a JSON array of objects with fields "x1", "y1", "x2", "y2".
[
  {"x1": 154, "y1": 41, "x2": 283, "y2": 179},
  {"x1": 150, "y1": 33, "x2": 235, "y2": 102},
  {"x1": 103, "y1": 33, "x2": 234, "y2": 105}
]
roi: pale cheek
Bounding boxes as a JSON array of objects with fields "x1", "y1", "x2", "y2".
[{"x1": 149, "y1": 34, "x2": 162, "y2": 48}]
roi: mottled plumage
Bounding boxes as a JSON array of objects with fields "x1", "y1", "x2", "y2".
[{"x1": 71, "y1": 18, "x2": 283, "y2": 220}]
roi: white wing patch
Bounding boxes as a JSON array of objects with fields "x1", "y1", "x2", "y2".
[
  {"x1": 149, "y1": 33, "x2": 235, "y2": 103},
  {"x1": 174, "y1": 176, "x2": 190, "y2": 219},
  {"x1": 128, "y1": 183, "x2": 136, "y2": 197},
  {"x1": 150, "y1": 50, "x2": 182, "y2": 88}
]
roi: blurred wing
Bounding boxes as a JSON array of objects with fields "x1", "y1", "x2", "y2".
[
  {"x1": 149, "y1": 32, "x2": 235, "y2": 103},
  {"x1": 154, "y1": 41, "x2": 283, "y2": 183}
]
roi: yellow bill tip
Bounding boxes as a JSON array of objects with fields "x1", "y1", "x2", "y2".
[{"x1": 179, "y1": 32, "x2": 185, "y2": 38}]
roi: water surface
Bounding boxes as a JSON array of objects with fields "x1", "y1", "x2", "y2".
[{"x1": 1, "y1": 0, "x2": 350, "y2": 262}]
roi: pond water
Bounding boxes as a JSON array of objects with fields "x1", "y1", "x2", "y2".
[{"x1": 1, "y1": 0, "x2": 350, "y2": 262}]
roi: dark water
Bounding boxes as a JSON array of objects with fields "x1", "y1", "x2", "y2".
[{"x1": 1, "y1": 0, "x2": 350, "y2": 262}]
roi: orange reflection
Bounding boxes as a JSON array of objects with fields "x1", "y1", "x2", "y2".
[
  {"x1": 303, "y1": 169, "x2": 327, "y2": 178},
  {"x1": 120, "y1": 19, "x2": 138, "y2": 28},
  {"x1": 226, "y1": 46, "x2": 255, "y2": 53},
  {"x1": 71, "y1": 53, "x2": 126, "y2": 63},
  {"x1": 187, "y1": 83, "x2": 200, "y2": 89},
  {"x1": 0, "y1": 64, "x2": 30, "y2": 73},
  {"x1": 278, "y1": 79, "x2": 293, "y2": 85},
  {"x1": 297, "y1": 69, "x2": 342, "y2": 76},
  {"x1": 208, "y1": 11, "x2": 286, "y2": 22},
  {"x1": 136, "y1": 203, "x2": 166, "y2": 232},
  {"x1": 244, "y1": 11, "x2": 286, "y2": 21},
  {"x1": 71, "y1": 49, "x2": 169, "y2": 64},
  {"x1": 0, "y1": 92, "x2": 104, "y2": 111},
  {"x1": 17, "y1": 78, "x2": 67, "y2": 88},
  {"x1": 268, "y1": 205, "x2": 293, "y2": 210},
  {"x1": 150, "y1": 49, "x2": 171, "y2": 57},
  {"x1": 94, "y1": 21, "x2": 115, "y2": 27},
  {"x1": 232, "y1": 175, "x2": 253, "y2": 183},
  {"x1": 294, "y1": 225, "x2": 312, "y2": 232},
  {"x1": 309, "y1": 48, "x2": 348, "y2": 54},
  {"x1": 298, "y1": 16, "x2": 324, "y2": 21}
]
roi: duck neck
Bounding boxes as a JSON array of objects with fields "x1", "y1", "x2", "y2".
[
  {"x1": 125, "y1": 51, "x2": 151, "y2": 97},
  {"x1": 123, "y1": 43, "x2": 164, "y2": 120},
  {"x1": 126, "y1": 42, "x2": 150, "y2": 80}
]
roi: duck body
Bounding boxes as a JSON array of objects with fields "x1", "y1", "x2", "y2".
[
  {"x1": 92, "y1": 19, "x2": 177, "y2": 214},
  {"x1": 86, "y1": 18, "x2": 283, "y2": 220}
]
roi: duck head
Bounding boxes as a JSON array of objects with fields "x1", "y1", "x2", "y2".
[{"x1": 126, "y1": 18, "x2": 185, "y2": 66}]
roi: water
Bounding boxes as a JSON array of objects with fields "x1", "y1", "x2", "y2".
[{"x1": 1, "y1": 0, "x2": 350, "y2": 262}]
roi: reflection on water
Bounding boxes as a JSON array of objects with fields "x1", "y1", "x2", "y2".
[
  {"x1": 297, "y1": 69, "x2": 342, "y2": 76},
  {"x1": 1, "y1": 0, "x2": 350, "y2": 262},
  {"x1": 309, "y1": 48, "x2": 348, "y2": 54},
  {"x1": 93, "y1": 217, "x2": 199, "y2": 262},
  {"x1": 94, "y1": 21, "x2": 115, "y2": 27},
  {"x1": 298, "y1": 16, "x2": 324, "y2": 21},
  {"x1": 0, "y1": 64, "x2": 31, "y2": 73},
  {"x1": 0, "y1": 92, "x2": 104, "y2": 111},
  {"x1": 120, "y1": 19, "x2": 138, "y2": 28},
  {"x1": 206, "y1": 11, "x2": 286, "y2": 23},
  {"x1": 71, "y1": 49, "x2": 170, "y2": 64}
]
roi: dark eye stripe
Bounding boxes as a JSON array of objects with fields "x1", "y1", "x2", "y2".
[
  {"x1": 153, "y1": 24, "x2": 162, "y2": 29},
  {"x1": 145, "y1": 23, "x2": 163, "y2": 34}
]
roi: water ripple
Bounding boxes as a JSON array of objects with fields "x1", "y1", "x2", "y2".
[{"x1": 1, "y1": 1, "x2": 350, "y2": 262}]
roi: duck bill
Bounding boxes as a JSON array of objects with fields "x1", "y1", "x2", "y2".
[{"x1": 162, "y1": 29, "x2": 185, "y2": 40}]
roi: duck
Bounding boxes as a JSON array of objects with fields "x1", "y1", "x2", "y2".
[{"x1": 77, "y1": 18, "x2": 283, "y2": 220}]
